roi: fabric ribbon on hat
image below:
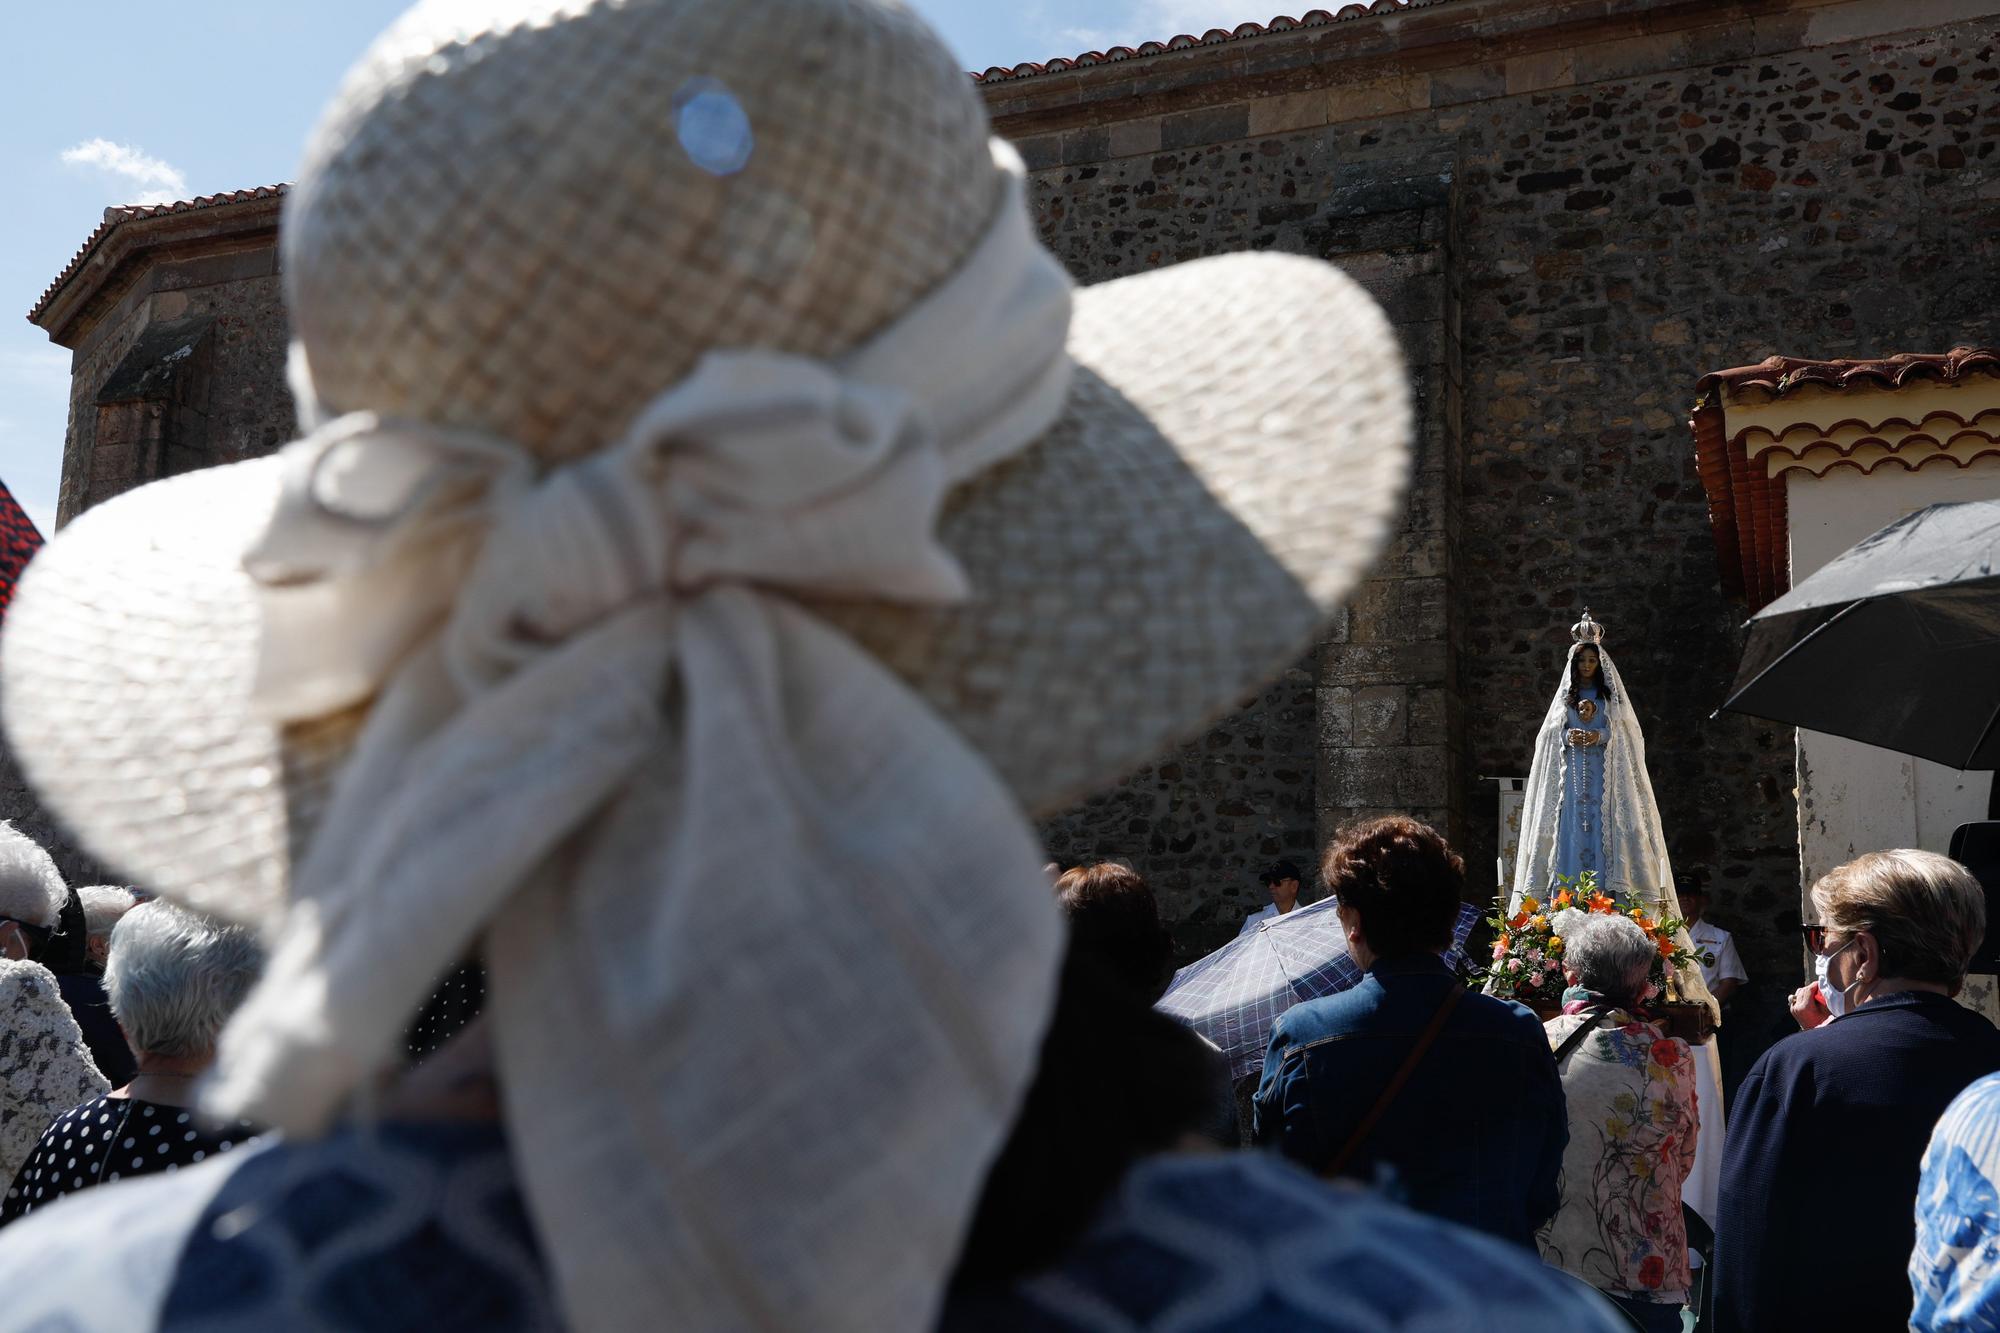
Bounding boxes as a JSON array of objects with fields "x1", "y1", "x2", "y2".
[{"x1": 206, "y1": 142, "x2": 1072, "y2": 1332}]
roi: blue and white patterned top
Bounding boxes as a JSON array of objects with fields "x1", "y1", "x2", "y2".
[
  {"x1": 944, "y1": 1151, "x2": 1628, "y2": 1330},
  {"x1": 0, "y1": 1119, "x2": 552, "y2": 1330},
  {"x1": 1914, "y1": 1071, "x2": 2000, "y2": 1332}
]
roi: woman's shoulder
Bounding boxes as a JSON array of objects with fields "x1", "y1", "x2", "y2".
[
  {"x1": 0, "y1": 959, "x2": 74, "y2": 1022},
  {"x1": 0, "y1": 957, "x2": 60, "y2": 997}
]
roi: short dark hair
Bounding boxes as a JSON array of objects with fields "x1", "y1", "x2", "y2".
[
  {"x1": 1258, "y1": 860, "x2": 1302, "y2": 886},
  {"x1": 1053, "y1": 862, "x2": 1171, "y2": 1000},
  {"x1": 1321, "y1": 817, "x2": 1464, "y2": 958}
]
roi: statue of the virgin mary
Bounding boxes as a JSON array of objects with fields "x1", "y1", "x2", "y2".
[
  {"x1": 1510, "y1": 610, "x2": 1725, "y2": 1222},
  {"x1": 1510, "y1": 614, "x2": 1715, "y2": 1010},
  {"x1": 1513, "y1": 611, "x2": 1683, "y2": 916}
]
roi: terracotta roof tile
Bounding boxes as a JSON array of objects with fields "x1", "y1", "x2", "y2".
[
  {"x1": 0, "y1": 477, "x2": 43, "y2": 622},
  {"x1": 1696, "y1": 347, "x2": 2000, "y2": 401},
  {"x1": 971, "y1": 2, "x2": 1432, "y2": 83},
  {"x1": 1692, "y1": 347, "x2": 2000, "y2": 609},
  {"x1": 27, "y1": 185, "x2": 288, "y2": 326}
]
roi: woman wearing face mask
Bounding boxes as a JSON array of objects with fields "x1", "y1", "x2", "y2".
[{"x1": 1712, "y1": 850, "x2": 2000, "y2": 1333}]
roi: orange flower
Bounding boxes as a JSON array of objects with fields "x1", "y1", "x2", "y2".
[
  {"x1": 1498, "y1": 932, "x2": 1511, "y2": 950},
  {"x1": 1588, "y1": 893, "x2": 1616, "y2": 913},
  {"x1": 1509, "y1": 911, "x2": 1530, "y2": 931},
  {"x1": 1658, "y1": 934, "x2": 1677, "y2": 958},
  {"x1": 1521, "y1": 895, "x2": 1541, "y2": 914},
  {"x1": 1553, "y1": 890, "x2": 1573, "y2": 908}
]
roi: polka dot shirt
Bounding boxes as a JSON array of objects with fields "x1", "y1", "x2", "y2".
[
  {"x1": 404, "y1": 961, "x2": 486, "y2": 1062},
  {"x1": 0, "y1": 1094, "x2": 258, "y2": 1225}
]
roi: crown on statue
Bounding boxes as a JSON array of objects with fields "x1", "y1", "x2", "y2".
[{"x1": 1571, "y1": 609, "x2": 1605, "y2": 645}]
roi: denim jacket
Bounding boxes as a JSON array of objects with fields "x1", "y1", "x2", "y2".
[{"x1": 1253, "y1": 954, "x2": 1568, "y2": 1249}]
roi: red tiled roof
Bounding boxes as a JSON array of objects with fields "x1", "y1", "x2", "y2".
[
  {"x1": 1692, "y1": 347, "x2": 2000, "y2": 610},
  {"x1": 27, "y1": 185, "x2": 288, "y2": 326},
  {"x1": 0, "y1": 477, "x2": 44, "y2": 623},
  {"x1": 970, "y1": 2, "x2": 1430, "y2": 83},
  {"x1": 1697, "y1": 347, "x2": 2000, "y2": 401}
]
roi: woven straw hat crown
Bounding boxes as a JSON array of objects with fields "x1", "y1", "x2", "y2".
[{"x1": 287, "y1": 0, "x2": 1000, "y2": 459}]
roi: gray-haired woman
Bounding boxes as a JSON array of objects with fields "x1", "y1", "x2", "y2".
[
  {"x1": 0, "y1": 902, "x2": 262, "y2": 1223},
  {"x1": 1537, "y1": 908, "x2": 1698, "y2": 1333},
  {"x1": 1718, "y1": 849, "x2": 2000, "y2": 1332}
]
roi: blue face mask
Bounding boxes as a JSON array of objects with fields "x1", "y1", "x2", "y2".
[{"x1": 1815, "y1": 936, "x2": 1862, "y2": 1018}]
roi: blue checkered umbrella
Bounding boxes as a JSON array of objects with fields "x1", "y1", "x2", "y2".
[{"x1": 1157, "y1": 898, "x2": 1481, "y2": 1080}]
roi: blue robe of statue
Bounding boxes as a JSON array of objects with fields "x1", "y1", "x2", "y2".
[{"x1": 1554, "y1": 685, "x2": 1605, "y2": 882}]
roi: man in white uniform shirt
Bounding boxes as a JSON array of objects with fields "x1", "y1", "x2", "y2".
[
  {"x1": 1239, "y1": 860, "x2": 1303, "y2": 935},
  {"x1": 1674, "y1": 872, "x2": 1742, "y2": 1230},
  {"x1": 1677, "y1": 876, "x2": 1747, "y2": 1004}
]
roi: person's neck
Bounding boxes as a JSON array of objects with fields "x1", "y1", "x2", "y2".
[
  {"x1": 1861, "y1": 977, "x2": 1952, "y2": 1005},
  {"x1": 1273, "y1": 900, "x2": 1297, "y2": 915},
  {"x1": 117, "y1": 1051, "x2": 212, "y2": 1108}
]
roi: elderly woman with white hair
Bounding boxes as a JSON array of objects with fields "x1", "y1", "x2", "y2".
[
  {"x1": 0, "y1": 824, "x2": 108, "y2": 1199},
  {"x1": 77, "y1": 886, "x2": 137, "y2": 973},
  {"x1": 1718, "y1": 849, "x2": 2000, "y2": 1332},
  {"x1": 0, "y1": 902, "x2": 261, "y2": 1223},
  {"x1": 1537, "y1": 907, "x2": 1698, "y2": 1333}
]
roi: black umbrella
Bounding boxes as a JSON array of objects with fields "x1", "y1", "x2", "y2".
[{"x1": 1721, "y1": 499, "x2": 2000, "y2": 770}]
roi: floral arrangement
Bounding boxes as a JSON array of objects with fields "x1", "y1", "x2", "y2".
[{"x1": 1483, "y1": 869, "x2": 1711, "y2": 1007}]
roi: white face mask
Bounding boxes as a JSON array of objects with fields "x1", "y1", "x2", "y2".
[{"x1": 1815, "y1": 936, "x2": 1863, "y2": 1018}]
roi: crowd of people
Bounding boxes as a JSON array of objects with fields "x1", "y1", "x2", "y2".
[
  {"x1": 2, "y1": 805, "x2": 1997, "y2": 1327},
  {"x1": 1049, "y1": 823, "x2": 2000, "y2": 1333},
  {"x1": 0, "y1": 827, "x2": 264, "y2": 1220}
]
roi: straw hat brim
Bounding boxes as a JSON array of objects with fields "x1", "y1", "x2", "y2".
[{"x1": 2, "y1": 251, "x2": 1409, "y2": 922}]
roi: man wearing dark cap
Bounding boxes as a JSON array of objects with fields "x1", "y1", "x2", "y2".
[
  {"x1": 1677, "y1": 873, "x2": 1746, "y2": 1005},
  {"x1": 1239, "y1": 860, "x2": 1303, "y2": 936}
]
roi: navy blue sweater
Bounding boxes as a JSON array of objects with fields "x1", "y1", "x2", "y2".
[
  {"x1": 1254, "y1": 954, "x2": 1567, "y2": 1249},
  {"x1": 1714, "y1": 991, "x2": 2000, "y2": 1332}
]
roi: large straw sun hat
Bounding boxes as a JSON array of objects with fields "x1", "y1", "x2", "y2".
[
  {"x1": 1, "y1": 0, "x2": 1411, "y2": 1327},
  {"x1": 6, "y1": 0, "x2": 1408, "y2": 916}
]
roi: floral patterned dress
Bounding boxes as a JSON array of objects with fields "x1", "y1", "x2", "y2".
[{"x1": 1538, "y1": 1000, "x2": 1699, "y2": 1302}]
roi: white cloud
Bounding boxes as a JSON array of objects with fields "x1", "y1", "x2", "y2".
[
  {"x1": 1056, "y1": 26, "x2": 1124, "y2": 51},
  {"x1": 1141, "y1": 0, "x2": 1261, "y2": 34},
  {"x1": 60, "y1": 138, "x2": 187, "y2": 206}
]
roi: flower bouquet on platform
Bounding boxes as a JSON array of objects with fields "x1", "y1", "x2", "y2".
[{"x1": 1482, "y1": 870, "x2": 1717, "y2": 1043}]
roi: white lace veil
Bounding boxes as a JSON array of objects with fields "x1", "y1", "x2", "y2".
[{"x1": 1509, "y1": 622, "x2": 1717, "y2": 1017}]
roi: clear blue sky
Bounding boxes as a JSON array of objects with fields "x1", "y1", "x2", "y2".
[{"x1": 0, "y1": 0, "x2": 1281, "y2": 534}]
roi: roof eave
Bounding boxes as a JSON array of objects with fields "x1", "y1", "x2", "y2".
[{"x1": 29, "y1": 192, "x2": 287, "y2": 349}]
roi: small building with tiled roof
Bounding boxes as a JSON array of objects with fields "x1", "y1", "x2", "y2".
[
  {"x1": 23, "y1": 0, "x2": 2000, "y2": 1073},
  {"x1": 1692, "y1": 346, "x2": 2000, "y2": 968},
  {"x1": 1695, "y1": 347, "x2": 2000, "y2": 610},
  {"x1": 31, "y1": 187, "x2": 291, "y2": 527}
]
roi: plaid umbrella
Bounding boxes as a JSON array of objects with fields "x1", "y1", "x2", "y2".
[{"x1": 1157, "y1": 897, "x2": 1481, "y2": 1080}]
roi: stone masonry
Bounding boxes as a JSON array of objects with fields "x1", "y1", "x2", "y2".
[{"x1": 25, "y1": 0, "x2": 2000, "y2": 1075}]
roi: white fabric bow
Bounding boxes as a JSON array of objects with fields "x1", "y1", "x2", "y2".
[{"x1": 207, "y1": 142, "x2": 1073, "y2": 1333}]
